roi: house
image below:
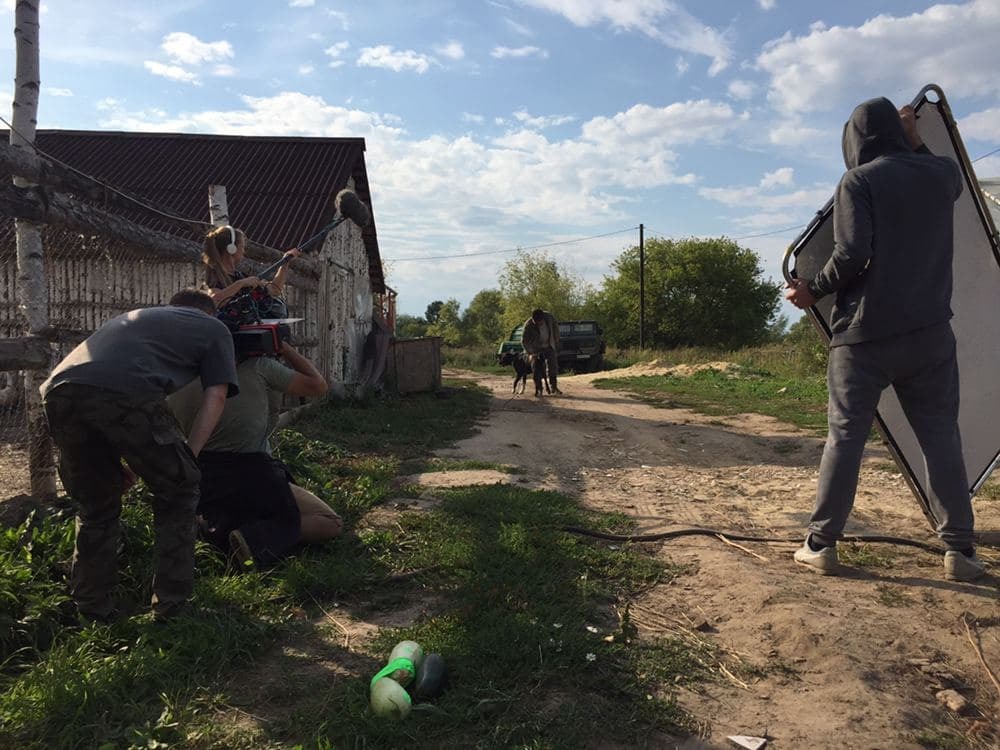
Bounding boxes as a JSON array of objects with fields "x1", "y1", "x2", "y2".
[{"x1": 0, "y1": 130, "x2": 389, "y2": 395}]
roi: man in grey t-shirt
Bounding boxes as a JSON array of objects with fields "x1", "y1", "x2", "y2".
[{"x1": 41, "y1": 289, "x2": 239, "y2": 621}]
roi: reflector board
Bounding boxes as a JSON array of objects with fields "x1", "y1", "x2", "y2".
[{"x1": 785, "y1": 85, "x2": 1000, "y2": 526}]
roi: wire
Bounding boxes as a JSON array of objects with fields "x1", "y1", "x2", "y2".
[
  {"x1": 1, "y1": 114, "x2": 213, "y2": 229},
  {"x1": 383, "y1": 226, "x2": 638, "y2": 262},
  {"x1": 972, "y1": 145, "x2": 1000, "y2": 163},
  {"x1": 646, "y1": 223, "x2": 807, "y2": 242}
]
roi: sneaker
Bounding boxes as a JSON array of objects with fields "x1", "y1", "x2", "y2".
[
  {"x1": 229, "y1": 530, "x2": 256, "y2": 570},
  {"x1": 553, "y1": 387, "x2": 563, "y2": 395},
  {"x1": 534, "y1": 389, "x2": 543, "y2": 397},
  {"x1": 944, "y1": 550, "x2": 986, "y2": 582},
  {"x1": 793, "y1": 538, "x2": 839, "y2": 575}
]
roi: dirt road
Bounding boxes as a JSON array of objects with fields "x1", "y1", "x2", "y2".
[{"x1": 427, "y1": 366, "x2": 1000, "y2": 749}]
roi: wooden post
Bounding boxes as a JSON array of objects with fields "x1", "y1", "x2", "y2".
[
  {"x1": 11, "y1": 0, "x2": 56, "y2": 498},
  {"x1": 208, "y1": 184, "x2": 230, "y2": 228}
]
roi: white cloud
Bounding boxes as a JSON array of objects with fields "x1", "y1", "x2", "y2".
[
  {"x1": 975, "y1": 156, "x2": 1000, "y2": 180},
  {"x1": 325, "y1": 9, "x2": 350, "y2": 30},
  {"x1": 357, "y1": 45, "x2": 432, "y2": 74},
  {"x1": 435, "y1": 41, "x2": 465, "y2": 60},
  {"x1": 95, "y1": 93, "x2": 739, "y2": 233},
  {"x1": 727, "y1": 79, "x2": 755, "y2": 100},
  {"x1": 757, "y1": 0, "x2": 1000, "y2": 115},
  {"x1": 513, "y1": 109, "x2": 575, "y2": 129},
  {"x1": 161, "y1": 31, "x2": 233, "y2": 65},
  {"x1": 212, "y1": 64, "x2": 237, "y2": 77},
  {"x1": 462, "y1": 112, "x2": 486, "y2": 124},
  {"x1": 768, "y1": 117, "x2": 828, "y2": 148},
  {"x1": 325, "y1": 41, "x2": 350, "y2": 68},
  {"x1": 759, "y1": 167, "x2": 794, "y2": 189},
  {"x1": 298, "y1": 64, "x2": 316, "y2": 75},
  {"x1": 45, "y1": 87, "x2": 74, "y2": 97},
  {"x1": 675, "y1": 57, "x2": 689, "y2": 75},
  {"x1": 758, "y1": 0, "x2": 776, "y2": 9},
  {"x1": 698, "y1": 182, "x2": 830, "y2": 213},
  {"x1": 289, "y1": 0, "x2": 315, "y2": 6},
  {"x1": 961, "y1": 107, "x2": 1000, "y2": 143},
  {"x1": 516, "y1": 0, "x2": 732, "y2": 75},
  {"x1": 143, "y1": 61, "x2": 200, "y2": 85},
  {"x1": 491, "y1": 45, "x2": 549, "y2": 59}
]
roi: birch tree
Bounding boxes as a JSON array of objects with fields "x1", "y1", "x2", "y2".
[{"x1": 11, "y1": 0, "x2": 56, "y2": 498}]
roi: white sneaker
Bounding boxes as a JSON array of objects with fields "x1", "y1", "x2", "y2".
[
  {"x1": 793, "y1": 539, "x2": 839, "y2": 575},
  {"x1": 944, "y1": 550, "x2": 986, "y2": 582}
]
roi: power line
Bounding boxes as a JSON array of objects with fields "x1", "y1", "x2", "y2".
[
  {"x1": 382, "y1": 226, "x2": 638, "y2": 262},
  {"x1": 645, "y1": 222, "x2": 807, "y2": 242},
  {"x1": 972, "y1": 145, "x2": 1000, "y2": 163},
  {"x1": 1, "y1": 114, "x2": 213, "y2": 230}
]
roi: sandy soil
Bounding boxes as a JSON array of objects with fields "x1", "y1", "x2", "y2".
[{"x1": 428, "y1": 366, "x2": 1000, "y2": 749}]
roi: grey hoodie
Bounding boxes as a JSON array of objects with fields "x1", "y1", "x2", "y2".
[{"x1": 807, "y1": 97, "x2": 963, "y2": 346}]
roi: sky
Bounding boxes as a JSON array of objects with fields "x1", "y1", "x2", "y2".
[{"x1": 2, "y1": 0, "x2": 1000, "y2": 322}]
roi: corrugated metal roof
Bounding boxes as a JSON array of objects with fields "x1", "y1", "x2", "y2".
[{"x1": 1, "y1": 129, "x2": 383, "y2": 291}]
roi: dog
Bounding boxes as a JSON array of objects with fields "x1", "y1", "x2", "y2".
[{"x1": 499, "y1": 350, "x2": 551, "y2": 395}]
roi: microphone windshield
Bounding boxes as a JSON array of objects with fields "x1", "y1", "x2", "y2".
[{"x1": 335, "y1": 189, "x2": 371, "y2": 228}]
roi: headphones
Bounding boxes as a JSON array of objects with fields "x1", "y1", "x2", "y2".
[{"x1": 224, "y1": 225, "x2": 238, "y2": 255}]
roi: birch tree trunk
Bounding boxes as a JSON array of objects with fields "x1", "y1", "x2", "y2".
[{"x1": 12, "y1": 0, "x2": 56, "y2": 498}]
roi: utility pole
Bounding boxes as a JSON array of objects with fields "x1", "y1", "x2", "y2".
[{"x1": 639, "y1": 223, "x2": 645, "y2": 349}]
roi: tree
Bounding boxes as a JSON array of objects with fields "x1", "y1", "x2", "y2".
[
  {"x1": 425, "y1": 300, "x2": 444, "y2": 325},
  {"x1": 592, "y1": 237, "x2": 781, "y2": 349},
  {"x1": 425, "y1": 298, "x2": 463, "y2": 346},
  {"x1": 394, "y1": 314, "x2": 428, "y2": 338},
  {"x1": 461, "y1": 289, "x2": 506, "y2": 346},
  {"x1": 497, "y1": 249, "x2": 591, "y2": 331}
]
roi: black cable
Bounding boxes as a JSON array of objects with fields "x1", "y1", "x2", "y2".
[{"x1": 561, "y1": 525, "x2": 946, "y2": 554}]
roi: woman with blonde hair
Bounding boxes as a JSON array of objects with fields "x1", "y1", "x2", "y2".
[{"x1": 202, "y1": 225, "x2": 300, "y2": 309}]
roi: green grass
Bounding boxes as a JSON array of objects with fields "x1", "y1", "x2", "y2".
[
  {"x1": 0, "y1": 379, "x2": 708, "y2": 749},
  {"x1": 594, "y1": 366, "x2": 829, "y2": 432}
]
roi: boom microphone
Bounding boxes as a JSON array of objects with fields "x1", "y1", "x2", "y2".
[{"x1": 334, "y1": 189, "x2": 371, "y2": 228}]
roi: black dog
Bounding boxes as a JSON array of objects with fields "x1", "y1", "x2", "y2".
[{"x1": 499, "y1": 351, "x2": 552, "y2": 395}]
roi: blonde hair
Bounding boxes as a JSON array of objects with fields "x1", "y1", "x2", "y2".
[{"x1": 202, "y1": 225, "x2": 247, "y2": 289}]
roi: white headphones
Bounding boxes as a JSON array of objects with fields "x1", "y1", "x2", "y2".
[{"x1": 224, "y1": 225, "x2": 238, "y2": 255}]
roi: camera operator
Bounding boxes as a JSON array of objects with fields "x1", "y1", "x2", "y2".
[
  {"x1": 170, "y1": 339, "x2": 342, "y2": 569},
  {"x1": 41, "y1": 289, "x2": 239, "y2": 622}
]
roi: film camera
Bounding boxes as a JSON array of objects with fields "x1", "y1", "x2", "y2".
[{"x1": 217, "y1": 286, "x2": 295, "y2": 358}]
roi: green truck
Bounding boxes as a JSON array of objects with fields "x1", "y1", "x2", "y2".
[{"x1": 497, "y1": 319, "x2": 606, "y2": 373}]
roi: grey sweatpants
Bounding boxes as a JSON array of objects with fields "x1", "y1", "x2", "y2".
[{"x1": 809, "y1": 322, "x2": 974, "y2": 550}]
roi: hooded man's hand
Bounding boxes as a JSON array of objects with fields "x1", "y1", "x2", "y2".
[{"x1": 785, "y1": 278, "x2": 817, "y2": 309}]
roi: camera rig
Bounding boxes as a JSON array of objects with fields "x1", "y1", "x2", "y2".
[{"x1": 215, "y1": 188, "x2": 371, "y2": 358}]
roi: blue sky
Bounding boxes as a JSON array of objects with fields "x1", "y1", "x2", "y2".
[{"x1": 3, "y1": 0, "x2": 1000, "y2": 321}]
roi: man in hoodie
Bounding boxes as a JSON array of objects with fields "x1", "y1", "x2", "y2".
[
  {"x1": 786, "y1": 97, "x2": 983, "y2": 581},
  {"x1": 521, "y1": 308, "x2": 562, "y2": 397}
]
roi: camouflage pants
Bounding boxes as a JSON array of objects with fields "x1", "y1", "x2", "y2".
[{"x1": 43, "y1": 383, "x2": 201, "y2": 619}]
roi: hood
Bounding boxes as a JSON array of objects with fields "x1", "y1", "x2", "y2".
[{"x1": 841, "y1": 97, "x2": 909, "y2": 169}]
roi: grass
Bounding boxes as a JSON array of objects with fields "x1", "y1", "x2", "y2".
[
  {"x1": 594, "y1": 366, "x2": 829, "y2": 433},
  {"x1": 838, "y1": 543, "x2": 896, "y2": 569},
  {"x1": 0, "y1": 380, "x2": 708, "y2": 749}
]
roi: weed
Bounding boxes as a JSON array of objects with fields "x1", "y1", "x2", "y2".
[
  {"x1": 838, "y1": 543, "x2": 895, "y2": 569},
  {"x1": 914, "y1": 728, "x2": 967, "y2": 749},
  {"x1": 875, "y1": 584, "x2": 910, "y2": 607}
]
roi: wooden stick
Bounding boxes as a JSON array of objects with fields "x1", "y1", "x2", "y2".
[
  {"x1": 715, "y1": 533, "x2": 768, "y2": 561},
  {"x1": 310, "y1": 595, "x2": 351, "y2": 648},
  {"x1": 963, "y1": 615, "x2": 1000, "y2": 700}
]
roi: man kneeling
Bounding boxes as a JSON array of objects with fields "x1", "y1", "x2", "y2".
[{"x1": 171, "y1": 340, "x2": 341, "y2": 567}]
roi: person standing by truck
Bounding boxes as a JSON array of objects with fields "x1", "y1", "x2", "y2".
[{"x1": 522, "y1": 308, "x2": 562, "y2": 397}]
